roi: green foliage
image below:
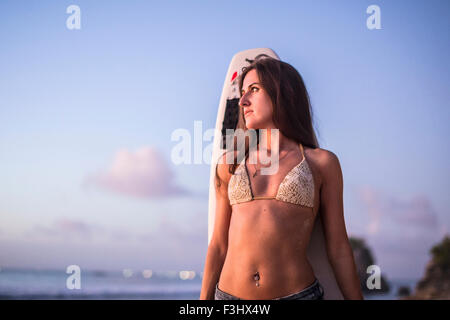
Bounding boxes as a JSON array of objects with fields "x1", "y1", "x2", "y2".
[
  {"x1": 349, "y1": 236, "x2": 375, "y2": 266},
  {"x1": 430, "y1": 235, "x2": 450, "y2": 271},
  {"x1": 349, "y1": 237, "x2": 366, "y2": 250}
]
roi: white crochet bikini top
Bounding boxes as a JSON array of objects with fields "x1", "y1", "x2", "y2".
[{"x1": 228, "y1": 143, "x2": 314, "y2": 209}]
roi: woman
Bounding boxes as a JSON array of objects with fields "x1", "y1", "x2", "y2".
[{"x1": 200, "y1": 56, "x2": 363, "y2": 300}]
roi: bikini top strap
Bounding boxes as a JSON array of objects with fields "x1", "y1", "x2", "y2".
[{"x1": 299, "y1": 143, "x2": 305, "y2": 161}]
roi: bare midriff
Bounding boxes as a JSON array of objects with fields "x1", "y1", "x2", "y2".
[{"x1": 218, "y1": 199, "x2": 319, "y2": 300}]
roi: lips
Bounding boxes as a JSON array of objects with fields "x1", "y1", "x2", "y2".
[{"x1": 244, "y1": 110, "x2": 253, "y2": 117}]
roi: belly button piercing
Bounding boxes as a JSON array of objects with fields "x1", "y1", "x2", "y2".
[{"x1": 253, "y1": 271, "x2": 260, "y2": 287}]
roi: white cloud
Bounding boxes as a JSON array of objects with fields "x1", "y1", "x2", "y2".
[{"x1": 84, "y1": 146, "x2": 190, "y2": 199}]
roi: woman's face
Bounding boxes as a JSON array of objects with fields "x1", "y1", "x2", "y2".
[{"x1": 239, "y1": 69, "x2": 274, "y2": 129}]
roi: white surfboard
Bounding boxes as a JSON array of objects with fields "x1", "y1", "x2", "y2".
[{"x1": 208, "y1": 48, "x2": 344, "y2": 300}]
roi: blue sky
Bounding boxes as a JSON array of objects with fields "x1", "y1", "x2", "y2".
[{"x1": 0, "y1": 0, "x2": 449, "y2": 280}]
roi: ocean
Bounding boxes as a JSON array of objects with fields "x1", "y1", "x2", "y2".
[{"x1": 0, "y1": 268, "x2": 418, "y2": 300}]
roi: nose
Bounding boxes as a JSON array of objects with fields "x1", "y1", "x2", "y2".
[{"x1": 239, "y1": 92, "x2": 250, "y2": 108}]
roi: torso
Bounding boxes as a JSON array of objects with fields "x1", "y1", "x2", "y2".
[{"x1": 218, "y1": 145, "x2": 323, "y2": 299}]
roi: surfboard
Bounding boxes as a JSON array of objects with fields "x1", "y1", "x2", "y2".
[{"x1": 207, "y1": 48, "x2": 344, "y2": 300}]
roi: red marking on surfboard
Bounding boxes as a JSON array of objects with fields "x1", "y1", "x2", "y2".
[{"x1": 231, "y1": 71, "x2": 237, "y2": 82}]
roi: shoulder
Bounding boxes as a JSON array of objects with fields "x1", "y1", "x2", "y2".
[{"x1": 304, "y1": 146, "x2": 342, "y2": 185}]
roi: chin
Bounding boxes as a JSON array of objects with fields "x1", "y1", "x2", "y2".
[
  {"x1": 245, "y1": 122, "x2": 258, "y2": 130},
  {"x1": 245, "y1": 120, "x2": 267, "y2": 130},
  {"x1": 244, "y1": 117, "x2": 259, "y2": 129}
]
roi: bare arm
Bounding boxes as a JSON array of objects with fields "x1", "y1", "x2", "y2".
[
  {"x1": 199, "y1": 154, "x2": 233, "y2": 300},
  {"x1": 318, "y1": 150, "x2": 364, "y2": 300}
]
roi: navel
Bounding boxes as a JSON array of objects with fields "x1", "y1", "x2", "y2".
[{"x1": 253, "y1": 271, "x2": 260, "y2": 287}]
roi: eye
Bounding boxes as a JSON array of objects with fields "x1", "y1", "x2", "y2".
[{"x1": 241, "y1": 86, "x2": 259, "y2": 96}]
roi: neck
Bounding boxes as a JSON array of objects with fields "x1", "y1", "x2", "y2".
[{"x1": 258, "y1": 128, "x2": 297, "y2": 154}]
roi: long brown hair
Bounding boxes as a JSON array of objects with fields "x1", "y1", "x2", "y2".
[{"x1": 215, "y1": 55, "x2": 320, "y2": 192}]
